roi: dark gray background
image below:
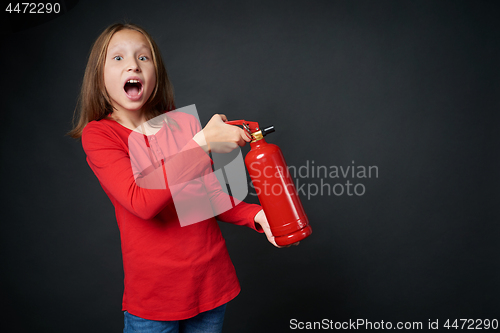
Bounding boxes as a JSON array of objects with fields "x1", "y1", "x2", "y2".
[{"x1": 1, "y1": 0, "x2": 499, "y2": 332}]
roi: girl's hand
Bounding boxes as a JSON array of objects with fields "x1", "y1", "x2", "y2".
[
  {"x1": 254, "y1": 210, "x2": 300, "y2": 248},
  {"x1": 194, "y1": 114, "x2": 252, "y2": 153}
]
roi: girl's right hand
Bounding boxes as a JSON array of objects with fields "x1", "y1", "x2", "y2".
[{"x1": 195, "y1": 114, "x2": 252, "y2": 153}]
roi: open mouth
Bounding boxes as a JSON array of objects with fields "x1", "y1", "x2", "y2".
[{"x1": 124, "y1": 79, "x2": 143, "y2": 99}]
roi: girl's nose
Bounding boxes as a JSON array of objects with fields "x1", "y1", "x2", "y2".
[{"x1": 127, "y1": 59, "x2": 141, "y2": 72}]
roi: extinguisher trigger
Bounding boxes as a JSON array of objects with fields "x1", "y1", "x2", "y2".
[{"x1": 242, "y1": 123, "x2": 251, "y2": 134}]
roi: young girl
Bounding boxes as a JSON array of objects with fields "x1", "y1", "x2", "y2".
[{"x1": 69, "y1": 23, "x2": 283, "y2": 333}]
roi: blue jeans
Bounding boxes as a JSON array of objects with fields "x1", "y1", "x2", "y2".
[{"x1": 123, "y1": 304, "x2": 227, "y2": 333}]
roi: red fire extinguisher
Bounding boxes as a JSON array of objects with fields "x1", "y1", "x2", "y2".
[{"x1": 225, "y1": 120, "x2": 312, "y2": 246}]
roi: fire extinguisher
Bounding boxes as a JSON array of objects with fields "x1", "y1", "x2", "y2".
[{"x1": 225, "y1": 120, "x2": 312, "y2": 246}]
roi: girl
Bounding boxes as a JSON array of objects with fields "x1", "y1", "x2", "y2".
[{"x1": 69, "y1": 23, "x2": 284, "y2": 333}]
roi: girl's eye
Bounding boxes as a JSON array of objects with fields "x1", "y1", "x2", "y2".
[
  {"x1": 113, "y1": 56, "x2": 123, "y2": 61},
  {"x1": 139, "y1": 56, "x2": 148, "y2": 61}
]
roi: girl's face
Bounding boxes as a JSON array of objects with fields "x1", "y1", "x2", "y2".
[{"x1": 104, "y1": 29, "x2": 156, "y2": 116}]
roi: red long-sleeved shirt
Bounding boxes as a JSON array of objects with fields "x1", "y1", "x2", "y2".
[{"x1": 82, "y1": 110, "x2": 262, "y2": 320}]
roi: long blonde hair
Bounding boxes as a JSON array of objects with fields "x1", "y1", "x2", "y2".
[{"x1": 68, "y1": 23, "x2": 175, "y2": 139}]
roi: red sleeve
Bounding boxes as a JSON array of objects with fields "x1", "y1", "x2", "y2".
[
  {"x1": 82, "y1": 122, "x2": 212, "y2": 220},
  {"x1": 186, "y1": 119, "x2": 264, "y2": 233},
  {"x1": 217, "y1": 202, "x2": 264, "y2": 232},
  {"x1": 193, "y1": 167, "x2": 261, "y2": 232}
]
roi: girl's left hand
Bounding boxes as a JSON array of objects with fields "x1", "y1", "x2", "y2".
[{"x1": 254, "y1": 210, "x2": 300, "y2": 248}]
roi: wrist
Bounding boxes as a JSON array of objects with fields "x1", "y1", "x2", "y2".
[
  {"x1": 193, "y1": 131, "x2": 210, "y2": 153},
  {"x1": 254, "y1": 209, "x2": 264, "y2": 223}
]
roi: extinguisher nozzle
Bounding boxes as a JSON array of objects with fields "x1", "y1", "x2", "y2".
[{"x1": 261, "y1": 125, "x2": 275, "y2": 137}]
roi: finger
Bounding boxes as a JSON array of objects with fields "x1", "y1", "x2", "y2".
[
  {"x1": 219, "y1": 114, "x2": 228, "y2": 122},
  {"x1": 265, "y1": 233, "x2": 282, "y2": 248},
  {"x1": 261, "y1": 223, "x2": 274, "y2": 241},
  {"x1": 239, "y1": 128, "x2": 252, "y2": 142},
  {"x1": 236, "y1": 133, "x2": 248, "y2": 147},
  {"x1": 237, "y1": 137, "x2": 247, "y2": 147},
  {"x1": 222, "y1": 142, "x2": 238, "y2": 153},
  {"x1": 265, "y1": 231, "x2": 283, "y2": 248},
  {"x1": 212, "y1": 114, "x2": 225, "y2": 125}
]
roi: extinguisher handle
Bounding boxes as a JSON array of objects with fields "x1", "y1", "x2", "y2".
[
  {"x1": 225, "y1": 120, "x2": 251, "y2": 135},
  {"x1": 224, "y1": 120, "x2": 246, "y2": 126},
  {"x1": 225, "y1": 119, "x2": 261, "y2": 134},
  {"x1": 225, "y1": 120, "x2": 275, "y2": 138}
]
